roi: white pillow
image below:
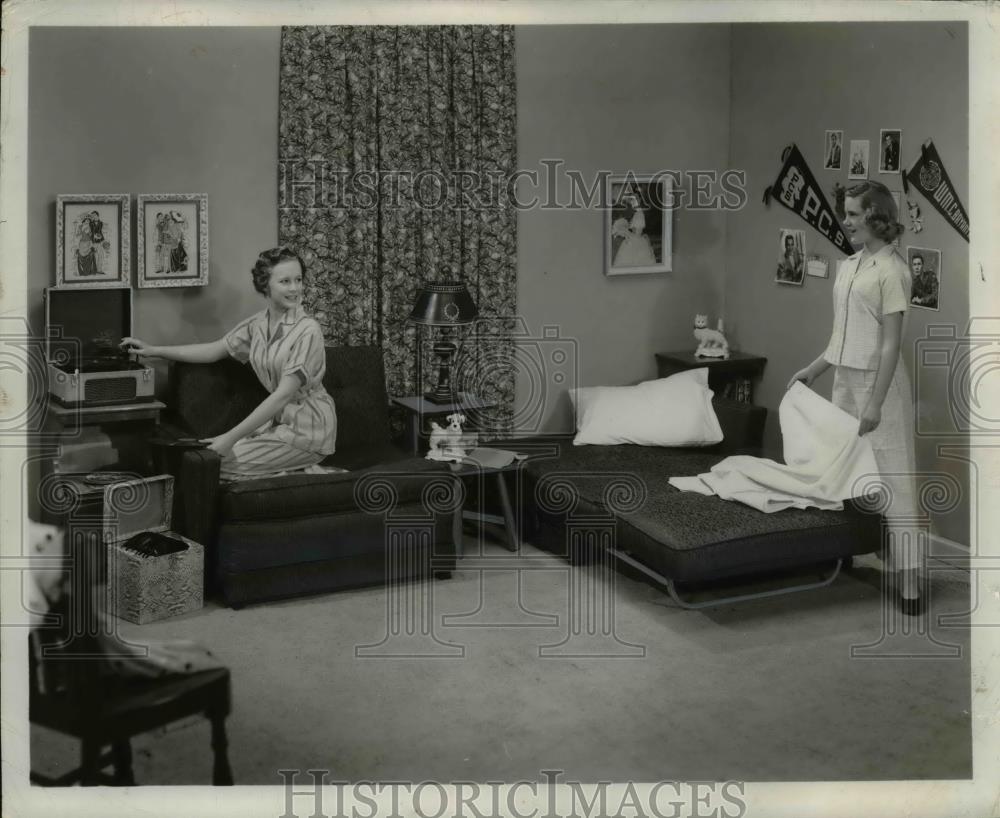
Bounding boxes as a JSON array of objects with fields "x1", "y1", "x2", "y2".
[{"x1": 570, "y1": 368, "x2": 723, "y2": 447}]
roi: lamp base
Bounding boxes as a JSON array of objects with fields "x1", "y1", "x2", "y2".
[{"x1": 423, "y1": 390, "x2": 457, "y2": 405}]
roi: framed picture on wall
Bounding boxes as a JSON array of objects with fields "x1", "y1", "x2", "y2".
[
  {"x1": 848, "y1": 139, "x2": 870, "y2": 180},
  {"x1": 136, "y1": 193, "x2": 209, "y2": 288},
  {"x1": 824, "y1": 130, "x2": 843, "y2": 170},
  {"x1": 879, "y1": 129, "x2": 901, "y2": 173},
  {"x1": 55, "y1": 194, "x2": 130, "y2": 289},
  {"x1": 776, "y1": 228, "x2": 806, "y2": 285},
  {"x1": 907, "y1": 245, "x2": 941, "y2": 311},
  {"x1": 604, "y1": 174, "x2": 673, "y2": 275}
]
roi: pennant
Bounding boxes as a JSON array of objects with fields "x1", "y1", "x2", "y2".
[
  {"x1": 902, "y1": 140, "x2": 969, "y2": 242},
  {"x1": 763, "y1": 144, "x2": 853, "y2": 254}
]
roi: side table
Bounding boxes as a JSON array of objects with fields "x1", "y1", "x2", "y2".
[
  {"x1": 448, "y1": 458, "x2": 524, "y2": 556},
  {"x1": 390, "y1": 393, "x2": 497, "y2": 455},
  {"x1": 44, "y1": 399, "x2": 166, "y2": 475},
  {"x1": 654, "y1": 350, "x2": 767, "y2": 403},
  {"x1": 38, "y1": 399, "x2": 166, "y2": 527}
]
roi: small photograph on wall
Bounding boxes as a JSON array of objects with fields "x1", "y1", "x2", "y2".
[
  {"x1": 848, "y1": 140, "x2": 870, "y2": 179},
  {"x1": 776, "y1": 229, "x2": 806, "y2": 285},
  {"x1": 56, "y1": 194, "x2": 130, "y2": 289},
  {"x1": 823, "y1": 130, "x2": 843, "y2": 170},
  {"x1": 604, "y1": 174, "x2": 672, "y2": 275},
  {"x1": 806, "y1": 255, "x2": 829, "y2": 278},
  {"x1": 879, "y1": 129, "x2": 901, "y2": 173},
  {"x1": 137, "y1": 193, "x2": 209, "y2": 288},
  {"x1": 907, "y1": 245, "x2": 941, "y2": 311}
]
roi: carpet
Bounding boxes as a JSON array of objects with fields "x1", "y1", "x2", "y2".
[{"x1": 30, "y1": 537, "x2": 972, "y2": 785}]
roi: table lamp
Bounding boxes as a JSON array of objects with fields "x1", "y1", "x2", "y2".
[{"x1": 407, "y1": 281, "x2": 478, "y2": 404}]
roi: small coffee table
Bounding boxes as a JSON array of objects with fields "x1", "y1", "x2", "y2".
[{"x1": 448, "y1": 459, "x2": 524, "y2": 556}]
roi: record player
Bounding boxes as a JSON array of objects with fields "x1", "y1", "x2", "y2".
[{"x1": 45, "y1": 287, "x2": 155, "y2": 407}]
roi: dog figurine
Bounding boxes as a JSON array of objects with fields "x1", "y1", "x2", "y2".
[{"x1": 427, "y1": 413, "x2": 472, "y2": 461}]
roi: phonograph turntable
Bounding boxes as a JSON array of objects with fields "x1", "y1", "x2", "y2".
[{"x1": 45, "y1": 287, "x2": 155, "y2": 407}]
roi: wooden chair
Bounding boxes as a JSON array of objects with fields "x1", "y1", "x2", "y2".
[{"x1": 29, "y1": 612, "x2": 234, "y2": 786}]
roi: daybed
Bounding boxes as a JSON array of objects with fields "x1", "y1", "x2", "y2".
[{"x1": 509, "y1": 398, "x2": 884, "y2": 608}]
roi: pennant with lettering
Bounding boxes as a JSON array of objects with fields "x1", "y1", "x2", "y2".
[
  {"x1": 763, "y1": 144, "x2": 853, "y2": 255},
  {"x1": 902, "y1": 140, "x2": 969, "y2": 242}
]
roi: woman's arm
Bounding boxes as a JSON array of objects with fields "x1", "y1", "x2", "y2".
[
  {"x1": 121, "y1": 337, "x2": 229, "y2": 364},
  {"x1": 787, "y1": 353, "x2": 832, "y2": 390},
  {"x1": 203, "y1": 374, "x2": 302, "y2": 455},
  {"x1": 858, "y1": 311, "x2": 903, "y2": 435}
]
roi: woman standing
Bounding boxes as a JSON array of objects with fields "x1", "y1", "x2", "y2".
[
  {"x1": 122, "y1": 246, "x2": 337, "y2": 480},
  {"x1": 787, "y1": 181, "x2": 921, "y2": 614}
]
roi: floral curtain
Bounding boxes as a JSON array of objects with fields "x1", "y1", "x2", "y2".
[{"x1": 278, "y1": 26, "x2": 517, "y2": 438}]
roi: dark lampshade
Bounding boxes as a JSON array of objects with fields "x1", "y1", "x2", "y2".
[
  {"x1": 408, "y1": 281, "x2": 478, "y2": 326},
  {"x1": 407, "y1": 281, "x2": 478, "y2": 405}
]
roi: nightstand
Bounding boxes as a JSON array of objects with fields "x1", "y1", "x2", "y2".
[{"x1": 654, "y1": 350, "x2": 767, "y2": 403}]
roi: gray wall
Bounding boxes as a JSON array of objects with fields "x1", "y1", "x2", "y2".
[
  {"x1": 28, "y1": 24, "x2": 969, "y2": 542},
  {"x1": 725, "y1": 22, "x2": 969, "y2": 544},
  {"x1": 515, "y1": 24, "x2": 733, "y2": 433},
  {"x1": 28, "y1": 27, "x2": 281, "y2": 394}
]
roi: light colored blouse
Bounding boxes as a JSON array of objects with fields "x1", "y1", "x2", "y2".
[
  {"x1": 223, "y1": 306, "x2": 337, "y2": 455},
  {"x1": 823, "y1": 244, "x2": 911, "y2": 371}
]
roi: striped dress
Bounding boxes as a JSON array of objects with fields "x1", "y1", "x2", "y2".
[{"x1": 220, "y1": 306, "x2": 337, "y2": 480}]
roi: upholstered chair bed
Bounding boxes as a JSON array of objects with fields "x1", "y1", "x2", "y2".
[
  {"x1": 507, "y1": 399, "x2": 884, "y2": 608},
  {"x1": 154, "y1": 346, "x2": 459, "y2": 608}
]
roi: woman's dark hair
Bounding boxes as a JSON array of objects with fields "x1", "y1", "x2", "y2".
[
  {"x1": 845, "y1": 180, "x2": 905, "y2": 243},
  {"x1": 251, "y1": 246, "x2": 307, "y2": 295}
]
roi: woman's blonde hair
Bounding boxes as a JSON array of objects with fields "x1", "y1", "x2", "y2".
[{"x1": 846, "y1": 180, "x2": 905, "y2": 243}]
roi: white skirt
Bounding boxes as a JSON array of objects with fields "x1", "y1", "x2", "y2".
[{"x1": 831, "y1": 361, "x2": 923, "y2": 573}]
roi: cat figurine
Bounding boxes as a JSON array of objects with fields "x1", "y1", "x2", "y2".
[{"x1": 693, "y1": 314, "x2": 730, "y2": 359}]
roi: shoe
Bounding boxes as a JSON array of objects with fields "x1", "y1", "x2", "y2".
[{"x1": 898, "y1": 593, "x2": 925, "y2": 617}]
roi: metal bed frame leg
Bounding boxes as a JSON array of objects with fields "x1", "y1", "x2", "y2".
[{"x1": 608, "y1": 548, "x2": 844, "y2": 610}]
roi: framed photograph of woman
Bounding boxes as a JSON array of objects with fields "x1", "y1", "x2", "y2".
[
  {"x1": 604, "y1": 174, "x2": 673, "y2": 275},
  {"x1": 776, "y1": 229, "x2": 806, "y2": 285},
  {"x1": 879, "y1": 129, "x2": 901, "y2": 173},
  {"x1": 848, "y1": 139, "x2": 870, "y2": 180},
  {"x1": 137, "y1": 193, "x2": 209, "y2": 288},
  {"x1": 824, "y1": 130, "x2": 843, "y2": 170},
  {"x1": 55, "y1": 193, "x2": 130, "y2": 289}
]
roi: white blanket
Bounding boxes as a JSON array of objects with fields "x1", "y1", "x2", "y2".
[{"x1": 668, "y1": 382, "x2": 879, "y2": 513}]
